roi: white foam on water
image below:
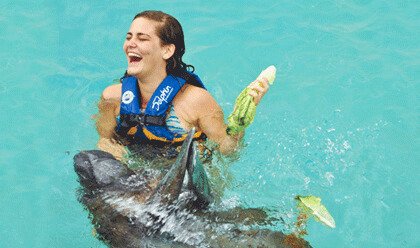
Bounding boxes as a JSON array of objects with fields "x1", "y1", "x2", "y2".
[{"x1": 103, "y1": 193, "x2": 211, "y2": 246}]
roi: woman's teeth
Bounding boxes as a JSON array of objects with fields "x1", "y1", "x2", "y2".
[{"x1": 128, "y1": 53, "x2": 142, "y2": 62}]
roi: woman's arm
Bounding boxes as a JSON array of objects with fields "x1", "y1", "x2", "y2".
[
  {"x1": 95, "y1": 84, "x2": 127, "y2": 160},
  {"x1": 195, "y1": 96, "x2": 242, "y2": 154},
  {"x1": 96, "y1": 97, "x2": 119, "y2": 139},
  {"x1": 181, "y1": 77, "x2": 270, "y2": 154}
]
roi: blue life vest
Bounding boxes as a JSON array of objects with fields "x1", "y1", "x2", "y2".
[{"x1": 116, "y1": 72, "x2": 206, "y2": 145}]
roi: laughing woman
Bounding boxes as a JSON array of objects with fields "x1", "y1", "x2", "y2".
[{"x1": 96, "y1": 10, "x2": 270, "y2": 160}]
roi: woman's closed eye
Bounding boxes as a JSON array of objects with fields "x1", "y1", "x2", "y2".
[{"x1": 136, "y1": 34, "x2": 149, "y2": 41}]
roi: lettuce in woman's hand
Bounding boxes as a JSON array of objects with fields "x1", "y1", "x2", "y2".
[{"x1": 227, "y1": 66, "x2": 276, "y2": 135}]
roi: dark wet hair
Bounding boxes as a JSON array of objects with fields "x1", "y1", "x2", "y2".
[{"x1": 133, "y1": 10, "x2": 195, "y2": 75}]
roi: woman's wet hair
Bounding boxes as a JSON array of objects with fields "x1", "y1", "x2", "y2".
[{"x1": 133, "y1": 10, "x2": 195, "y2": 75}]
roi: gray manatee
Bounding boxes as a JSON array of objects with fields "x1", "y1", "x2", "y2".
[{"x1": 74, "y1": 130, "x2": 311, "y2": 248}]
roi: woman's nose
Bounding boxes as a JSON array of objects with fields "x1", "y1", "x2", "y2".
[{"x1": 126, "y1": 38, "x2": 137, "y2": 48}]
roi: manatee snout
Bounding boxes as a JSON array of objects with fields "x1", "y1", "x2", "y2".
[{"x1": 74, "y1": 150, "x2": 131, "y2": 190}]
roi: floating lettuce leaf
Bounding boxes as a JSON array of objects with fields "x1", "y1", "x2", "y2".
[
  {"x1": 227, "y1": 66, "x2": 277, "y2": 135},
  {"x1": 295, "y1": 195, "x2": 336, "y2": 228}
]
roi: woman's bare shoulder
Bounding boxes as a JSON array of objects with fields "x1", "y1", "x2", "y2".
[
  {"x1": 181, "y1": 84, "x2": 217, "y2": 104},
  {"x1": 173, "y1": 84, "x2": 223, "y2": 123},
  {"x1": 175, "y1": 84, "x2": 220, "y2": 112},
  {"x1": 102, "y1": 84, "x2": 122, "y2": 100}
]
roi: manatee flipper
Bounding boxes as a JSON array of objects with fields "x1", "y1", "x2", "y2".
[
  {"x1": 150, "y1": 128, "x2": 213, "y2": 208},
  {"x1": 150, "y1": 129, "x2": 195, "y2": 205},
  {"x1": 187, "y1": 141, "x2": 213, "y2": 208}
]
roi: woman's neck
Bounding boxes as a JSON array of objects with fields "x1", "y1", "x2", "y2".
[{"x1": 136, "y1": 69, "x2": 167, "y2": 103}]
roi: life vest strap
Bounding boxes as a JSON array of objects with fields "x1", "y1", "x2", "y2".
[
  {"x1": 174, "y1": 70, "x2": 205, "y2": 89},
  {"x1": 120, "y1": 114, "x2": 166, "y2": 127}
]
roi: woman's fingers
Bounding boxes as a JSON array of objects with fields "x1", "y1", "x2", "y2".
[{"x1": 247, "y1": 77, "x2": 270, "y2": 105}]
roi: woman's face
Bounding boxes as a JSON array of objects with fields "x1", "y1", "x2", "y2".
[{"x1": 123, "y1": 17, "x2": 169, "y2": 78}]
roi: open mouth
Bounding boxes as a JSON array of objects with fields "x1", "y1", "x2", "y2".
[{"x1": 128, "y1": 52, "x2": 142, "y2": 63}]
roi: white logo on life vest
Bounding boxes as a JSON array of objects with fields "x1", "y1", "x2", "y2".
[
  {"x1": 152, "y1": 86, "x2": 173, "y2": 111},
  {"x1": 122, "y1": 91, "x2": 135, "y2": 104}
]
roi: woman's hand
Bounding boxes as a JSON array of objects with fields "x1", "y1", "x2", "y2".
[
  {"x1": 247, "y1": 77, "x2": 270, "y2": 105},
  {"x1": 97, "y1": 137, "x2": 127, "y2": 161}
]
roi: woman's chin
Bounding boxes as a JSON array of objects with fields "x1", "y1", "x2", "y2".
[{"x1": 126, "y1": 67, "x2": 142, "y2": 77}]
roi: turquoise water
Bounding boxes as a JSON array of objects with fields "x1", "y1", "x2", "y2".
[{"x1": 1, "y1": 0, "x2": 418, "y2": 247}]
